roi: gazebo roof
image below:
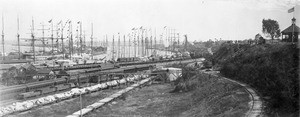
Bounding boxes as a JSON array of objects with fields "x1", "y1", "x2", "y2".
[{"x1": 281, "y1": 24, "x2": 300, "y2": 34}]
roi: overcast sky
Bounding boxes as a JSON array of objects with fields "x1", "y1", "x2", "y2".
[{"x1": 0, "y1": 0, "x2": 299, "y2": 44}]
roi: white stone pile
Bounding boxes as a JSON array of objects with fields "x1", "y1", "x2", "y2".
[{"x1": 0, "y1": 74, "x2": 148, "y2": 117}]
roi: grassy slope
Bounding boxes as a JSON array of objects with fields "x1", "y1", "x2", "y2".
[{"x1": 211, "y1": 43, "x2": 299, "y2": 116}]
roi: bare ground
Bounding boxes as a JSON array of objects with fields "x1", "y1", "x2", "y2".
[{"x1": 87, "y1": 80, "x2": 250, "y2": 117}]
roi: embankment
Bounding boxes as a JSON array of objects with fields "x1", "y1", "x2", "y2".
[{"x1": 209, "y1": 43, "x2": 299, "y2": 116}]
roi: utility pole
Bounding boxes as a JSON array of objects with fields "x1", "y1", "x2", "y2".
[
  {"x1": 17, "y1": 16, "x2": 20, "y2": 59},
  {"x1": 91, "y1": 23, "x2": 93, "y2": 59},
  {"x1": 2, "y1": 14, "x2": 4, "y2": 60}
]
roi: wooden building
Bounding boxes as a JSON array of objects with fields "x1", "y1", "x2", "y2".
[{"x1": 281, "y1": 18, "x2": 300, "y2": 42}]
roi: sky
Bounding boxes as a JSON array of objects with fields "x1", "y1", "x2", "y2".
[{"x1": 0, "y1": 0, "x2": 300, "y2": 46}]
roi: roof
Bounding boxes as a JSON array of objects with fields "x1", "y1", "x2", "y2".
[
  {"x1": 37, "y1": 69, "x2": 53, "y2": 74},
  {"x1": 281, "y1": 24, "x2": 300, "y2": 34},
  {"x1": 22, "y1": 64, "x2": 36, "y2": 69},
  {"x1": 0, "y1": 64, "x2": 14, "y2": 70},
  {"x1": 57, "y1": 70, "x2": 69, "y2": 76},
  {"x1": 0, "y1": 59, "x2": 31, "y2": 64}
]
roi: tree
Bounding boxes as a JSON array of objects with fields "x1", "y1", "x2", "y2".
[{"x1": 262, "y1": 19, "x2": 281, "y2": 40}]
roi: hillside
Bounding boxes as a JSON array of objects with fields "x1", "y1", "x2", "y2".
[{"x1": 209, "y1": 43, "x2": 299, "y2": 116}]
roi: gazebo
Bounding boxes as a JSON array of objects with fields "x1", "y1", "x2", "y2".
[{"x1": 281, "y1": 17, "x2": 300, "y2": 42}]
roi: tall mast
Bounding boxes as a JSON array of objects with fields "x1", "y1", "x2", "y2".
[
  {"x1": 56, "y1": 22, "x2": 59, "y2": 54},
  {"x1": 141, "y1": 29, "x2": 144, "y2": 57},
  {"x1": 17, "y1": 15, "x2": 20, "y2": 59},
  {"x1": 38, "y1": 23, "x2": 46, "y2": 54},
  {"x1": 76, "y1": 22, "x2": 79, "y2": 55},
  {"x1": 154, "y1": 28, "x2": 156, "y2": 56},
  {"x1": 31, "y1": 17, "x2": 35, "y2": 63},
  {"x1": 61, "y1": 21, "x2": 64, "y2": 59},
  {"x1": 150, "y1": 28, "x2": 153, "y2": 56},
  {"x1": 112, "y1": 35, "x2": 115, "y2": 60},
  {"x1": 118, "y1": 33, "x2": 120, "y2": 58},
  {"x1": 90, "y1": 23, "x2": 93, "y2": 59},
  {"x1": 133, "y1": 29, "x2": 136, "y2": 58},
  {"x1": 49, "y1": 19, "x2": 54, "y2": 57},
  {"x1": 2, "y1": 14, "x2": 4, "y2": 60},
  {"x1": 105, "y1": 34, "x2": 108, "y2": 47},
  {"x1": 137, "y1": 29, "x2": 140, "y2": 57},
  {"x1": 83, "y1": 31, "x2": 86, "y2": 53},
  {"x1": 123, "y1": 35, "x2": 125, "y2": 58},
  {"x1": 68, "y1": 20, "x2": 72, "y2": 59},
  {"x1": 79, "y1": 21, "x2": 82, "y2": 56},
  {"x1": 177, "y1": 33, "x2": 180, "y2": 47},
  {"x1": 128, "y1": 33, "x2": 131, "y2": 57}
]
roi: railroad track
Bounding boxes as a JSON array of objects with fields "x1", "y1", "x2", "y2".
[
  {"x1": 0, "y1": 58, "x2": 198, "y2": 94},
  {"x1": 202, "y1": 70, "x2": 263, "y2": 117},
  {"x1": 0, "y1": 73, "x2": 151, "y2": 116},
  {"x1": 0, "y1": 58, "x2": 200, "y2": 108}
]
